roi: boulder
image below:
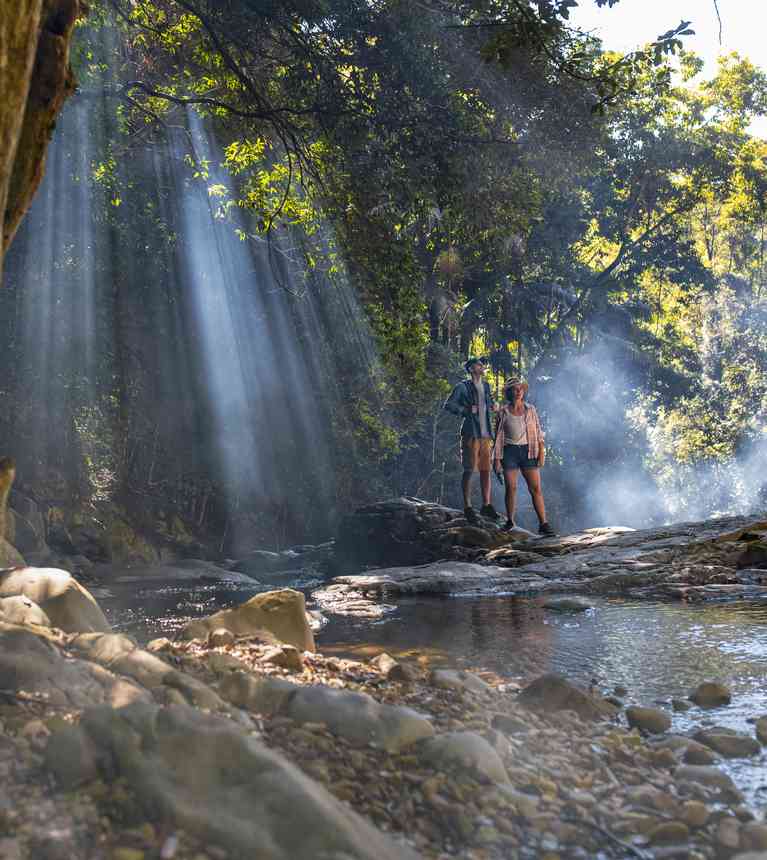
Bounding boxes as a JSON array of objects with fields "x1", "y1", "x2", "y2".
[
  {"x1": 756, "y1": 716, "x2": 767, "y2": 745},
  {"x1": 517, "y1": 673, "x2": 619, "y2": 721},
  {"x1": 693, "y1": 729, "x2": 761, "y2": 758},
  {"x1": 180, "y1": 588, "x2": 315, "y2": 652},
  {"x1": 419, "y1": 731, "x2": 509, "y2": 784},
  {"x1": 0, "y1": 567, "x2": 109, "y2": 633},
  {"x1": 674, "y1": 765, "x2": 736, "y2": 792},
  {"x1": 649, "y1": 821, "x2": 690, "y2": 845},
  {"x1": 62, "y1": 702, "x2": 421, "y2": 860},
  {"x1": 429, "y1": 668, "x2": 492, "y2": 696},
  {"x1": 542, "y1": 597, "x2": 593, "y2": 612},
  {"x1": 625, "y1": 706, "x2": 671, "y2": 735},
  {"x1": 7, "y1": 508, "x2": 46, "y2": 554},
  {"x1": 689, "y1": 681, "x2": 731, "y2": 707},
  {"x1": 284, "y1": 685, "x2": 435, "y2": 752},
  {"x1": 0, "y1": 595, "x2": 50, "y2": 627},
  {"x1": 218, "y1": 673, "x2": 298, "y2": 716},
  {"x1": 0, "y1": 623, "x2": 146, "y2": 710},
  {"x1": 0, "y1": 538, "x2": 24, "y2": 566}
]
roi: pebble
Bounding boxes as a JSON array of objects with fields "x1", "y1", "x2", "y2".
[
  {"x1": 650, "y1": 821, "x2": 690, "y2": 845},
  {"x1": 717, "y1": 816, "x2": 741, "y2": 850},
  {"x1": 681, "y1": 800, "x2": 710, "y2": 828}
]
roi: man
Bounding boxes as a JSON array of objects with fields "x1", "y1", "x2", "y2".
[{"x1": 443, "y1": 357, "x2": 502, "y2": 523}]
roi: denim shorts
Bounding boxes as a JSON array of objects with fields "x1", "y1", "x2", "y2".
[{"x1": 502, "y1": 444, "x2": 539, "y2": 470}]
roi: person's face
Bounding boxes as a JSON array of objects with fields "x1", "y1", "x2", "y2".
[
  {"x1": 470, "y1": 361, "x2": 486, "y2": 376},
  {"x1": 509, "y1": 384, "x2": 525, "y2": 402}
]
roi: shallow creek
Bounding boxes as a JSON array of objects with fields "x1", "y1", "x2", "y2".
[{"x1": 98, "y1": 578, "x2": 767, "y2": 805}]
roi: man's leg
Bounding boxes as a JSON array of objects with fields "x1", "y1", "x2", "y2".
[
  {"x1": 462, "y1": 469, "x2": 474, "y2": 509},
  {"x1": 504, "y1": 468, "x2": 519, "y2": 521},
  {"x1": 521, "y1": 467, "x2": 547, "y2": 523}
]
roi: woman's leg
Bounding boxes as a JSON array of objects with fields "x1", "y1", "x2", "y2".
[
  {"x1": 521, "y1": 467, "x2": 547, "y2": 524},
  {"x1": 504, "y1": 468, "x2": 519, "y2": 521}
]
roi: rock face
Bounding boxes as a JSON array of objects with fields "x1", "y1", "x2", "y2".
[
  {"x1": 180, "y1": 588, "x2": 315, "y2": 652},
  {"x1": 0, "y1": 567, "x2": 109, "y2": 632},
  {"x1": 318, "y1": 509, "x2": 767, "y2": 614},
  {"x1": 52, "y1": 702, "x2": 420, "y2": 860},
  {"x1": 517, "y1": 673, "x2": 619, "y2": 721},
  {"x1": 331, "y1": 497, "x2": 530, "y2": 573}
]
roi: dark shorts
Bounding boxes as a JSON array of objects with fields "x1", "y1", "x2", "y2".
[{"x1": 502, "y1": 444, "x2": 539, "y2": 471}]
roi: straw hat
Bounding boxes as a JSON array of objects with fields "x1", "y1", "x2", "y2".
[{"x1": 504, "y1": 377, "x2": 529, "y2": 398}]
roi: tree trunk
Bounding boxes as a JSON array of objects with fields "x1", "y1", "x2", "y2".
[{"x1": 0, "y1": 0, "x2": 81, "y2": 277}]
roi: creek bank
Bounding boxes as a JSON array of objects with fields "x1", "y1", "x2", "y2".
[
  {"x1": 0, "y1": 571, "x2": 766, "y2": 858},
  {"x1": 317, "y1": 498, "x2": 767, "y2": 617}
]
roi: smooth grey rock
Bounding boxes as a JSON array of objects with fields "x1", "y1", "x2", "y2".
[
  {"x1": 542, "y1": 597, "x2": 593, "y2": 612},
  {"x1": 0, "y1": 595, "x2": 50, "y2": 627},
  {"x1": 690, "y1": 682, "x2": 731, "y2": 708},
  {"x1": 430, "y1": 668, "x2": 492, "y2": 696},
  {"x1": 0, "y1": 567, "x2": 109, "y2": 633},
  {"x1": 218, "y1": 673, "x2": 298, "y2": 716},
  {"x1": 693, "y1": 729, "x2": 761, "y2": 758},
  {"x1": 74, "y1": 702, "x2": 420, "y2": 860},
  {"x1": 285, "y1": 685, "x2": 434, "y2": 752},
  {"x1": 518, "y1": 673, "x2": 619, "y2": 721},
  {"x1": 675, "y1": 765, "x2": 736, "y2": 791},
  {"x1": 419, "y1": 731, "x2": 509, "y2": 784},
  {"x1": 626, "y1": 706, "x2": 671, "y2": 735}
]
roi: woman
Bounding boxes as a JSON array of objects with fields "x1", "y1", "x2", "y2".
[{"x1": 492, "y1": 378, "x2": 556, "y2": 536}]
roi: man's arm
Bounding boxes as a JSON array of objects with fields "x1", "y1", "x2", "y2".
[{"x1": 443, "y1": 382, "x2": 470, "y2": 416}]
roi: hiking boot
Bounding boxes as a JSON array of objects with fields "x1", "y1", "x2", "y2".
[
  {"x1": 502, "y1": 518, "x2": 515, "y2": 531},
  {"x1": 480, "y1": 503, "x2": 502, "y2": 520},
  {"x1": 538, "y1": 521, "x2": 556, "y2": 537},
  {"x1": 464, "y1": 507, "x2": 479, "y2": 524}
]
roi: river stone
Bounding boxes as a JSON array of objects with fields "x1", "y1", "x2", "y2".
[
  {"x1": 626, "y1": 706, "x2": 671, "y2": 734},
  {"x1": 674, "y1": 765, "x2": 736, "y2": 792},
  {"x1": 682, "y1": 740, "x2": 719, "y2": 765},
  {"x1": 672, "y1": 698, "x2": 692, "y2": 712},
  {"x1": 718, "y1": 816, "x2": 742, "y2": 850},
  {"x1": 681, "y1": 800, "x2": 710, "y2": 829},
  {"x1": 430, "y1": 668, "x2": 492, "y2": 696},
  {"x1": 689, "y1": 681, "x2": 731, "y2": 708},
  {"x1": 0, "y1": 595, "x2": 50, "y2": 627},
  {"x1": 419, "y1": 731, "x2": 509, "y2": 784},
  {"x1": 180, "y1": 588, "x2": 315, "y2": 652},
  {"x1": 73, "y1": 702, "x2": 420, "y2": 860},
  {"x1": 284, "y1": 685, "x2": 434, "y2": 752},
  {"x1": 517, "y1": 673, "x2": 618, "y2": 721},
  {"x1": 756, "y1": 717, "x2": 767, "y2": 744},
  {"x1": 742, "y1": 823, "x2": 767, "y2": 851},
  {"x1": 0, "y1": 567, "x2": 109, "y2": 633},
  {"x1": 693, "y1": 729, "x2": 761, "y2": 758},
  {"x1": 259, "y1": 645, "x2": 303, "y2": 672},
  {"x1": 541, "y1": 597, "x2": 593, "y2": 612},
  {"x1": 649, "y1": 821, "x2": 690, "y2": 845},
  {"x1": 44, "y1": 725, "x2": 101, "y2": 789},
  {"x1": 208, "y1": 628, "x2": 235, "y2": 648},
  {"x1": 370, "y1": 652, "x2": 417, "y2": 682},
  {"x1": 219, "y1": 673, "x2": 299, "y2": 717}
]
